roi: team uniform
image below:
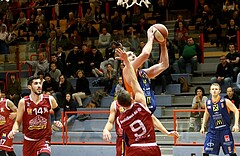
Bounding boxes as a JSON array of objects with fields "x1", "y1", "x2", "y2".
[
  {"x1": 0, "y1": 98, "x2": 15, "y2": 152},
  {"x1": 114, "y1": 101, "x2": 125, "y2": 156},
  {"x1": 117, "y1": 102, "x2": 161, "y2": 156},
  {"x1": 123, "y1": 69, "x2": 156, "y2": 113},
  {"x1": 204, "y1": 97, "x2": 237, "y2": 155},
  {"x1": 22, "y1": 94, "x2": 52, "y2": 156}
]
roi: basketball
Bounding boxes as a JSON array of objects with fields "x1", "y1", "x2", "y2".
[{"x1": 152, "y1": 24, "x2": 168, "y2": 42}]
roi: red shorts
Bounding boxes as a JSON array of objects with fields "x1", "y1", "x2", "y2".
[
  {"x1": 127, "y1": 145, "x2": 161, "y2": 156},
  {"x1": 0, "y1": 128, "x2": 13, "y2": 152},
  {"x1": 23, "y1": 137, "x2": 51, "y2": 156}
]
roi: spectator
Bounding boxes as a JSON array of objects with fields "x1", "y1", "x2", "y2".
[
  {"x1": 50, "y1": 53, "x2": 64, "y2": 74},
  {"x1": 66, "y1": 46, "x2": 83, "y2": 78},
  {"x1": 101, "y1": 41, "x2": 121, "y2": 73},
  {"x1": 65, "y1": 12, "x2": 77, "y2": 37},
  {"x1": 0, "y1": 25, "x2": 9, "y2": 62},
  {"x1": 98, "y1": 27, "x2": 111, "y2": 48},
  {"x1": 189, "y1": 86, "x2": 208, "y2": 132},
  {"x1": 222, "y1": 19, "x2": 239, "y2": 51},
  {"x1": 56, "y1": 46, "x2": 66, "y2": 73},
  {"x1": 23, "y1": 52, "x2": 49, "y2": 76},
  {"x1": 224, "y1": 87, "x2": 240, "y2": 128},
  {"x1": 63, "y1": 93, "x2": 77, "y2": 119},
  {"x1": 35, "y1": 8, "x2": 45, "y2": 26},
  {"x1": 13, "y1": 12, "x2": 26, "y2": 31},
  {"x1": 110, "y1": 76, "x2": 125, "y2": 99},
  {"x1": 94, "y1": 7, "x2": 105, "y2": 24},
  {"x1": 111, "y1": 10, "x2": 122, "y2": 30},
  {"x1": 174, "y1": 14, "x2": 188, "y2": 33},
  {"x1": 21, "y1": 19, "x2": 36, "y2": 42},
  {"x1": 85, "y1": 46, "x2": 104, "y2": 77},
  {"x1": 85, "y1": 6, "x2": 95, "y2": 23},
  {"x1": 37, "y1": 71, "x2": 45, "y2": 86},
  {"x1": 46, "y1": 23, "x2": 56, "y2": 39},
  {"x1": 103, "y1": 63, "x2": 117, "y2": 94},
  {"x1": 30, "y1": 30, "x2": 47, "y2": 51},
  {"x1": 49, "y1": 62, "x2": 61, "y2": 82},
  {"x1": 203, "y1": 10, "x2": 222, "y2": 46},
  {"x1": 56, "y1": 29, "x2": 68, "y2": 50},
  {"x1": 135, "y1": 17, "x2": 148, "y2": 38},
  {"x1": 6, "y1": 73, "x2": 21, "y2": 106},
  {"x1": 85, "y1": 21, "x2": 99, "y2": 45},
  {"x1": 69, "y1": 29, "x2": 82, "y2": 48},
  {"x1": 225, "y1": 43, "x2": 240, "y2": 81},
  {"x1": 110, "y1": 29, "x2": 122, "y2": 43},
  {"x1": 117, "y1": 62, "x2": 125, "y2": 77},
  {"x1": 175, "y1": 21, "x2": 188, "y2": 50},
  {"x1": 124, "y1": 25, "x2": 139, "y2": 51},
  {"x1": 132, "y1": 7, "x2": 144, "y2": 26},
  {"x1": 123, "y1": 10, "x2": 133, "y2": 27},
  {"x1": 47, "y1": 31, "x2": 57, "y2": 55},
  {"x1": 55, "y1": 74, "x2": 75, "y2": 107},
  {"x1": 72, "y1": 70, "x2": 91, "y2": 107},
  {"x1": 211, "y1": 55, "x2": 233, "y2": 92},
  {"x1": 178, "y1": 37, "x2": 202, "y2": 74},
  {"x1": 42, "y1": 72, "x2": 58, "y2": 95},
  {"x1": 99, "y1": 18, "x2": 112, "y2": 34},
  {"x1": 76, "y1": 18, "x2": 87, "y2": 41}
]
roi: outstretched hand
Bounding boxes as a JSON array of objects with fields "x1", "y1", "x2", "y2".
[
  {"x1": 147, "y1": 26, "x2": 156, "y2": 42},
  {"x1": 115, "y1": 48, "x2": 128, "y2": 63},
  {"x1": 8, "y1": 129, "x2": 19, "y2": 139},
  {"x1": 167, "y1": 131, "x2": 180, "y2": 138}
]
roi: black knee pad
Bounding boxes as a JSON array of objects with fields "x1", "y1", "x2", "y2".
[
  {"x1": 230, "y1": 154, "x2": 237, "y2": 156},
  {"x1": 6, "y1": 151, "x2": 16, "y2": 156},
  {"x1": 0, "y1": 150, "x2": 6, "y2": 156},
  {"x1": 203, "y1": 154, "x2": 209, "y2": 156},
  {"x1": 38, "y1": 152, "x2": 50, "y2": 156}
]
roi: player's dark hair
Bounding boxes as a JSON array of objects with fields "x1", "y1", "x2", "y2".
[
  {"x1": 27, "y1": 76, "x2": 40, "y2": 85},
  {"x1": 117, "y1": 90, "x2": 131, "y2": 107}
]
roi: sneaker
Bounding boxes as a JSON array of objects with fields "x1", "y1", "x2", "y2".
[
  {"x1": 77, "y1": 114, "x2": 91, "y2": 121},
  {"x1": 52, "y1": 124, "x2": 60, "y2": 131}
]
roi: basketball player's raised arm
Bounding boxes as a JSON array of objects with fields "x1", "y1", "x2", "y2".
[
  {"x1": 131, "y1": 26, "x2": 155, "y2": 70},
  {"x1": 225, "y1": 99, "x2": 239, "y2": 132},
  {"x1": 200, "y1": 102, "x2": 209, "y2": 134},
  {"x1": 50, "y1": 95, "x2": 63, "y2": 128},
  {"x1": 121, "y1": 50, "x2": 146, "y2": 106},
  {"x1": 8, "y1": 99, "x2": 25, "y2": 139},
  {"x1": 103, "y1": 101, "x2": 116, "y2": 141},
  {"x1": 145, "y1": 40, "x2": 169, "y2": 78}
]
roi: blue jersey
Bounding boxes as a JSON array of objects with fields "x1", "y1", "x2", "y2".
[
  {"x1": 206, "y1": 97, "x2": 231, "y2": 131},
  {"x1": 137, "y1": 69, "x2": 156, "y2": 113},
  {"x1": 204, "y1": 97, "x2": 236, "y2": 155}
]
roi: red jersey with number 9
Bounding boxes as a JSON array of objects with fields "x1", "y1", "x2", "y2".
[
  {"x1": 22, "y1": 94, "x2": 52, "y2": 139},
  {"x1": 117, "y1": 102, "x2": 156, "y2": 145}
]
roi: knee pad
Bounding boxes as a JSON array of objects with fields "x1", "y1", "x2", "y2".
[
  {"x1": 38, "y1": 152, "x2": 50, "y2": 156},
  {"x1": 230, "y1": 154, "x2": 237, "y2": 156},
  {"x1": 203, "y1": 154, "x2": 209, "y2": 156},
  {"x1": 0, "y1": 150, "x2": 6, "y2": 156},
  {"x1": 7, "y1": 151, "x2": 16, "y2": 156}
]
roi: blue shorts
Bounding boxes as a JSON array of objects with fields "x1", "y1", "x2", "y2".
[{"x1": 203, "y1": 129, "x2": 236, "y2": 155}]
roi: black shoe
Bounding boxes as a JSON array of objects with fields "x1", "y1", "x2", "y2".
[{"x1": 210, "y1": 39, "x2": 214, "y2": 45}]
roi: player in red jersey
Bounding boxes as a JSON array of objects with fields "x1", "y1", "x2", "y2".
[
  {"x1": 115, "y1": 48, "x2": 161, "y2": 156},
  {"x1": 8, "y1": 76, "x2": 63, "y2": 156},
  {"x1": 0, "y1": 90, "x2": 17, "y2": 156}
]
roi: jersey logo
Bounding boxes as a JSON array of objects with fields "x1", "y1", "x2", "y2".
[
  {"x1": 27, "y1": 108, "x2": 32, "y2": 115},
  {"x1": 224, "y1": 135, "x2": 230, "y2": 142},
  {"x1": 213, "y1": 104, "x2": 219, "y2": 112},
  {"x1": 28, "y1": 115, "x2": 47, "y2": 130},
  {"x1": 0, "y1": 115, "x2": 6, "y2": 125},
  {"x1": 0, "y1": 108, "x2": 4, "y2": 112},
  {"x1": 221, "y1": 103, "x2": 224, "y2": 108}
]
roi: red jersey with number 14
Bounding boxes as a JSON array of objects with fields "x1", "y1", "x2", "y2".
[
  {"x1": 22, "y1": 94, "x2": 52, "y2": 139},
  {"x1": 117, "y1": 102, "x2": 156, "y2": 145}
]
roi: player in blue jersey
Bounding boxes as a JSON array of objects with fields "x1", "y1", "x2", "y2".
[
  {"x1": 122, "y1": 25, "x2": 169, "y2": 113},
  {"x1": 200, "y1": 83, "x2": 239, "y2": 156}
]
